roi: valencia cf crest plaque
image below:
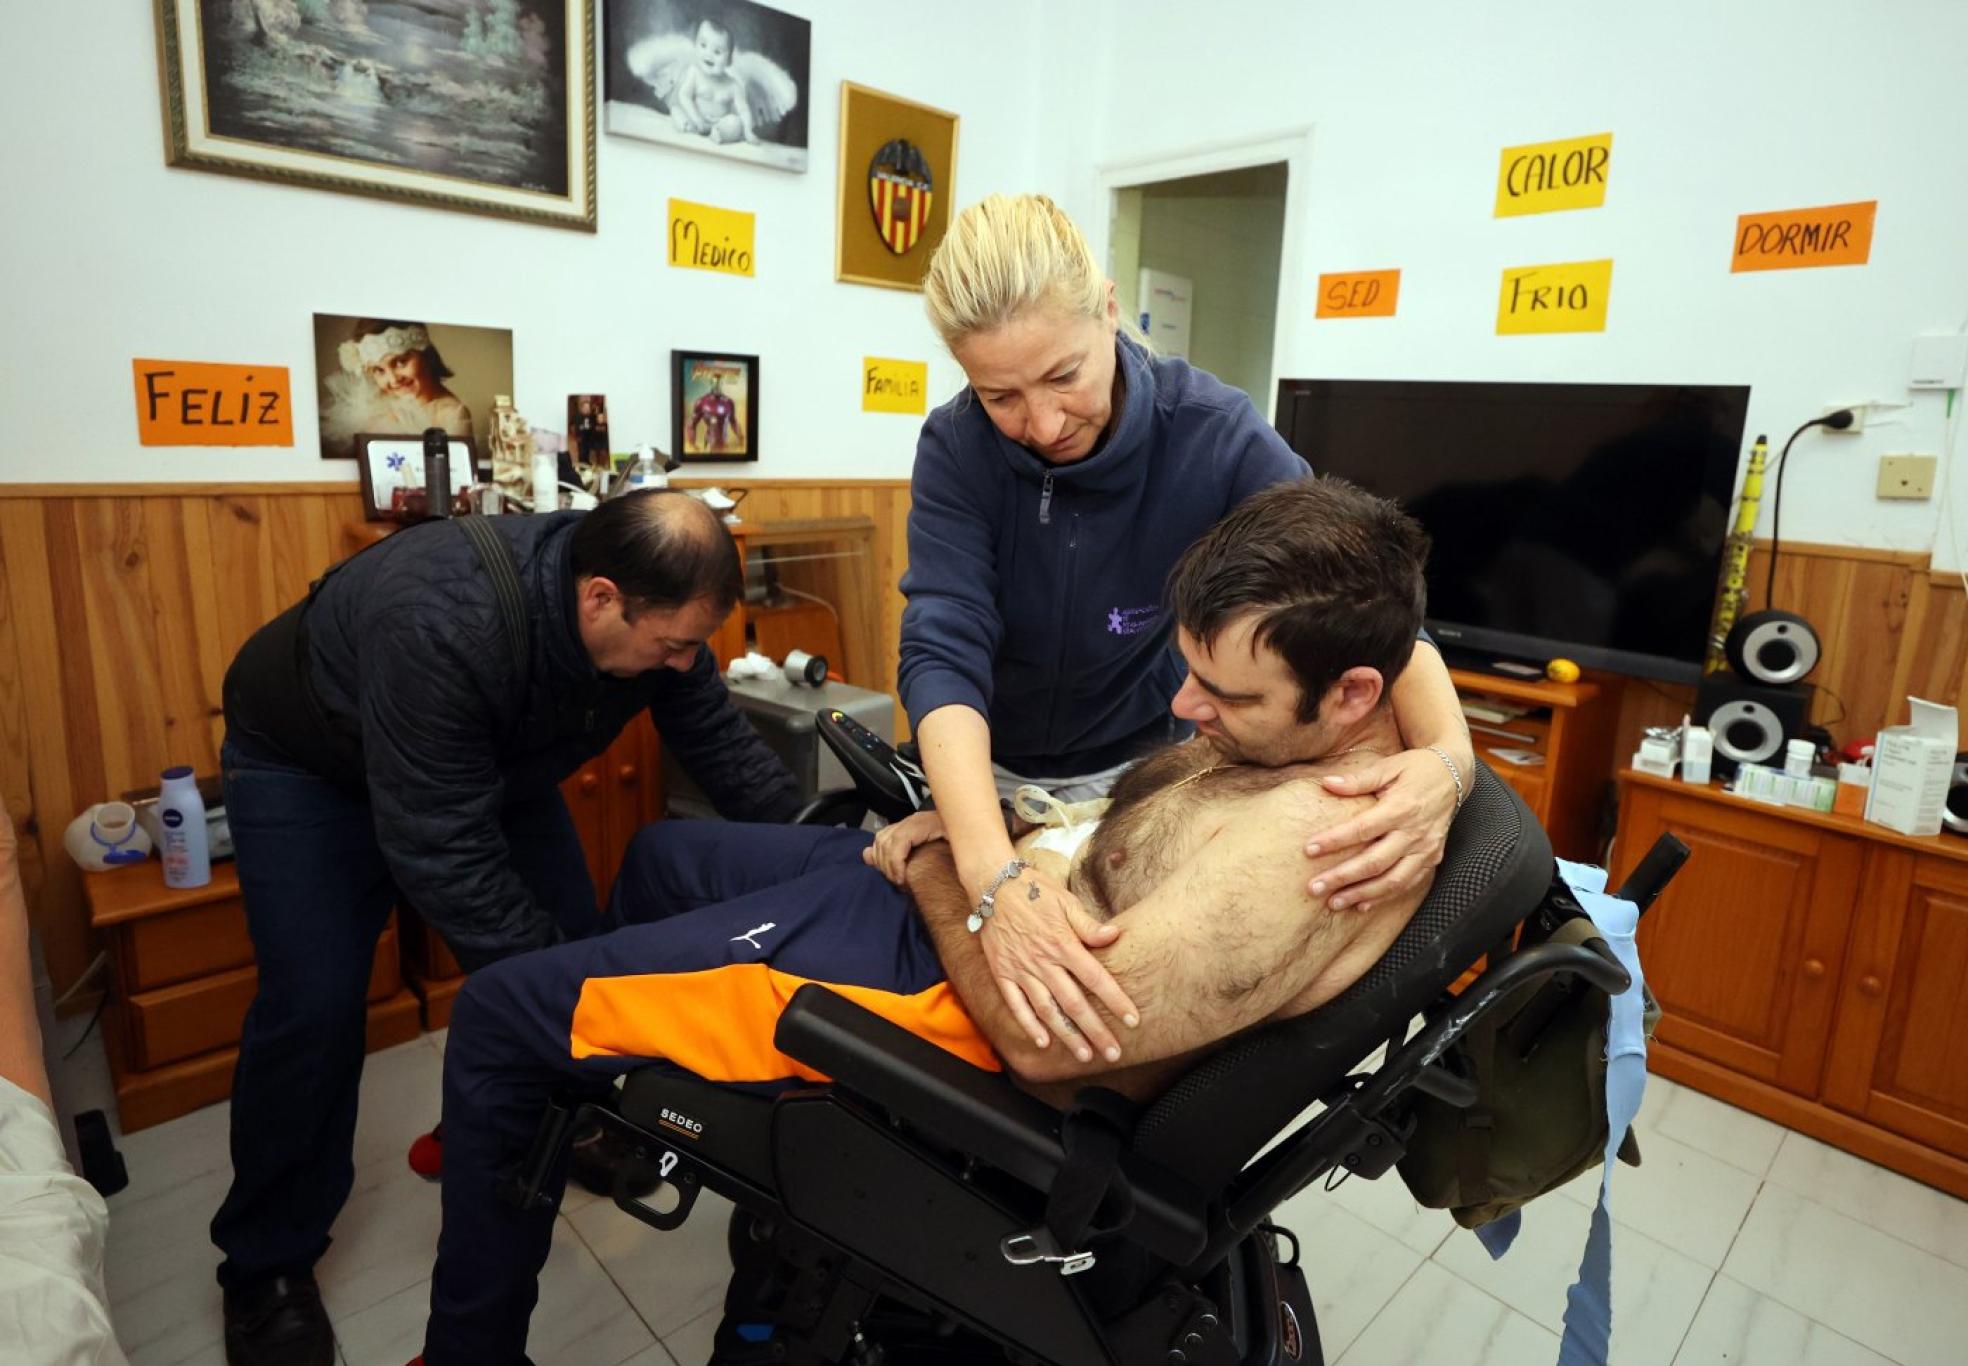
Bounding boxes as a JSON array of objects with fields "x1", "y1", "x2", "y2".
[{"x1": 836, "y1": 82, "x2": 959, "y2": 291}]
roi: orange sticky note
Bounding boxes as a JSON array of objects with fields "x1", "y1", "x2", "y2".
[
  {"x1": 133, "y1": 360, "x2": 294, "y2": 446},
  {"x1": 1316, "y1": 270, "x2": 1401, "y2": 318},
  {"x1": 1731, "y1": 201, "x2": 1876, "y2": 273}
]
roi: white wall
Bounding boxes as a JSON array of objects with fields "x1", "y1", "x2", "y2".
[
  {"x1": 1062, "y1": 0, "x2": 1968, "y2": 570},
  {"x1": 0, "y1": 3, "x2": 1046, "y2": 485}
]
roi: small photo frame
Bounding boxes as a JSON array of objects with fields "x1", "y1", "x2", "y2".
[
  {"x1": 356, "y1": 434, "x2": 479, "y2": 522},
  {"x1": 836, "y1": 82, "x2": 959, "y2": 292},
  {"x1": 671, "y1": 351, "x2": 759, "y2": 462}
]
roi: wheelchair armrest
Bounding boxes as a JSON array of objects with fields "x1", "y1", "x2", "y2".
[
  {"x1": 791, "y1": 788, "x2": 870, "y2": 827},
  {"x1": 776, "y1": 984, "x2": 1209, "y2": 1263}
]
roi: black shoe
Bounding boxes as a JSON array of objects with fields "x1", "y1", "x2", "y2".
[
  {"x1": 224, "y1": 1272, "x2": 335, "y2": 1366},
  {"x1": 569, "y1": 1122, "x2": 660, "y2": 1200}
]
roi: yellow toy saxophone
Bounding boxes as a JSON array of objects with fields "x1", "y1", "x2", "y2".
[{"x1": 1704, "y1": 435, "x2": 1767, "y2": 674}]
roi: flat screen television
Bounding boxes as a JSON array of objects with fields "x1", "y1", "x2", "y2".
[{"x1": 1274, "y1": 379, "x2": 1750, "y2": 684}]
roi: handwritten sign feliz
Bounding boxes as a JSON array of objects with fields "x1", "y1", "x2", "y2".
[
  {"x1": 862, "y1": 357, "x2": 928, "y2": 414},
  {"x1": 1496, "y1": 259, "x2": 1613, "y2": 335},
  {"x1": 1495, "y1": 132, "x2": 1613, "y2": 217},
  {"x1": 1731, "y1": 200, "x2": 1876, "y2": 272},
  {"x1": 1315, "y1": 269, "x2": 1401, "y2": 319},
  {"x1": 133, "y1": 359, "x2": 293, "y2": 446},
  {"x1": 668, "y1": 198, "x2": 755, "y2": 277}
]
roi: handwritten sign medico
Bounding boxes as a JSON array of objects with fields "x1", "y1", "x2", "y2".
[
  {"x1": 1315, "y1": 270, "x2": 1401, "y2": 319},
  {"x1": 862, "y1": 358, "x2": 928, "y2": 414},
  {"x1": 1731, "y1": 200, "x2": 1876, "y2": 272},
  {"x1": 1495, "y1": 133, "x2": 1613, "y2": 218},
  {"x1": 669, "y1": 199, "x2": 756, "y2": 277},
  {"x1": 1496, "y1": 259, "x2": 1613, "y2": 335},
  {"x1": 133, "y1": 359, "x2": 293, "y2": 446}
]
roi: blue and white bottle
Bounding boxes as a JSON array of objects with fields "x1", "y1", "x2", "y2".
[{"x1": 157, "y1": 765, "x2": 211, "y2": 889}]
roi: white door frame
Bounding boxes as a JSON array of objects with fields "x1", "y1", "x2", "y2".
[{"x1": 1086, "y1": 127, "x2": 1314, "y2": 422}]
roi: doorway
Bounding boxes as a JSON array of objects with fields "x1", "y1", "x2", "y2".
[{"x1": 1109, "y1": 161, "x2": 1290, "y2": 418}]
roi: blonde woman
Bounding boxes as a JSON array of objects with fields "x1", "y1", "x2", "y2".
[{"x1": 882, "y1": 193, "x2": 1474, "y2": 1065}]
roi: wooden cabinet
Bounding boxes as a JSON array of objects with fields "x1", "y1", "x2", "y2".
[
  {"x1": 85, "y1": 862, "x2": 422, "y2": 1132},
  {"x1": 1450, "y1": 668, "x2": 1621, "y2": 861},
  {"x1": 1614, "y1": 771, "x2": 1968, "y2": 1199}
]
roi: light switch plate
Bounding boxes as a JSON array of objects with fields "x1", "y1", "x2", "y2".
[
  {"x1": 1877, "y1": 454, "x2": 1936, "y2": 500},
  {"x1": 1910, "y1": 333, "x2": 1968, "y2": 390}
]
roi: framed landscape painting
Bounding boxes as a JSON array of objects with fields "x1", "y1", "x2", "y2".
[{"x1": 155, "y1": 0, "x2": 597, "y2": 231}]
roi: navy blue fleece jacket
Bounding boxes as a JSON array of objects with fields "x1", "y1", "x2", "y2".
[{"x1": 898, "y1": 336, "x2": 1309, "y2": 777}]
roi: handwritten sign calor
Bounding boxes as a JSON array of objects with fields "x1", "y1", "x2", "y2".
[
  {"x1": 1315, "y1": 270, "x2": 1401, "y2": 319},
  {"x1": 1495, "y1": 133, "x2": 1613, "y2": 218},
  {"x1": 1731, "y1": 200, "x2": 1876, "y2": 272},
  {"x1": 862, "y1": 358, "x2": 928, "y2": 414},
  {"x1": 133, "y1": 360, "x2": 294, "y2": 446},
  {"x1": 1496, "y1": 259, "x2": 1613, "y2": 335},
  {"x1": 668, "y1": 198, "x2": 756, "y2": 277}
]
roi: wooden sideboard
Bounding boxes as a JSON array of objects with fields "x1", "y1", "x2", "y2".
[
  {"x1": 1613, "y1": 769, "x2": 1968, "y2": 1198},
  {"x1": 1450, "y1": 668, "x2": 1622, "y2": 861},
  {"x1": 84, "y1": 861, "x2": 421, "y2": 1131}
]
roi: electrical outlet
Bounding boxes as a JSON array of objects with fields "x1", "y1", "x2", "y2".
[
  {"x1": 1877, "y1": 454, "x2": 1936, "y2": 500},
  {"x1": 1823, "y1": 403, "x2": 1867, "y2": 432}
]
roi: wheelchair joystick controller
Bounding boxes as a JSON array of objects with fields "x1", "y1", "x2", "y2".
[{"x1": 814, "y1": 708, "x2": 931, "y2": 823}]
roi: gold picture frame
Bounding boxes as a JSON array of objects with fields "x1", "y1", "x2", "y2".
[
  {"x1": 835, "y1": 81, "x2": 959, "y2": 291},
  {"x1": 154, "y1": 0, "x2": 597, "y2": 232}
]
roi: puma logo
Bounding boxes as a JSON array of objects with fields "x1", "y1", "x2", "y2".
[{"x1": 730, "y1": 922, "x2": 776, "y2": 951}]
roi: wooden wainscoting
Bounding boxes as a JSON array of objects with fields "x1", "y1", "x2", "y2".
[
  {"x1": 0, "y1": 479, "x2": 911, "y2": 1000},
  {"x1": 1613, "y1": 541, "x2": 1968, "y2": 761}
]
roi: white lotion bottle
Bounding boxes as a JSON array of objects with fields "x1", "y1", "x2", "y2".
[{"x1": 158, "y1": 765, "x2": 211, "y2": 889}]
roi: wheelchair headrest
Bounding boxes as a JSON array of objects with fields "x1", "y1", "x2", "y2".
[{"x1": 1129, "y1": 763, "x2": 1552, "y2": 1190}]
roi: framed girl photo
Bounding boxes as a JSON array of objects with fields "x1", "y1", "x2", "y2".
[
  {"x1": 671, "y1": 351, "x2": 758, "y2": 462},
  {"x1": 836, "y1": 82, "x2": 959, "y2": 291},
  {"x1": 155, "y1": 0, "x2": 598, "y2": 231}
]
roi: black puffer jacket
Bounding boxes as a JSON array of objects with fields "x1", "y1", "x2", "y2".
[{"x1": 223, "y1": 512, "x2": 801, "y2": 966}]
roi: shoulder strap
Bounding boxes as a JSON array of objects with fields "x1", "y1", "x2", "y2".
[{"x1": 456, "y1": 516, "x2": 531, "y2": 680}]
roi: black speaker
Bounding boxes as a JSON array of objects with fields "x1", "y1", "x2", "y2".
[
  {"x1": 1725, "y1": 610, "x2": 1821, "y2": 686},
  {"x1": 1945, "y1": 754, "x2": 1968, "y2": 836},
  {"x1": 1695, "y1": 674, "x2": 1812, "y2": 771}
]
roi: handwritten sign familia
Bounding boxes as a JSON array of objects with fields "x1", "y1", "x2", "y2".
[
  {"x1": 132, "y1": 359, "x2": 293, "y2": 446},
  {"x1": 862, "y1": 357, "x2": 927, "y2": 414},
  {"x1": 1496, "y1": 259, "x2": 1613, "y2": 335},
  {"x1": 1495, "y1": 133, "x2": 1613, "y2": 217},
  {"x1": 1731, "y1": 200, "x2": 1876, "y2": 272},
  {"x1": 668, "y1": 198, "x2": 755, "y2": 277},
  {"x1": 1315, "y1": 270, "x2": 1400, "y2": 319}
]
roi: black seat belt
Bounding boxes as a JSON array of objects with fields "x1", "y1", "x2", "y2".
[{"x1": 1002, "y1": 1087, "x2": 1139, "y2": 1276}]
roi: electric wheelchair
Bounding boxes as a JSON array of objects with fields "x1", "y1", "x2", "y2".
[{"x1": 509, "y1": 717, "x2": 1686, "y2": 1365}]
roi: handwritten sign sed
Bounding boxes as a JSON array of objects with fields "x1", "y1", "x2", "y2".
[
  {"x1": 1316, "y1": 270, "x2": 1400, "y2": 319},
  {"x1": 133, "y1": 360, "x2": 293, "y2": 446}
]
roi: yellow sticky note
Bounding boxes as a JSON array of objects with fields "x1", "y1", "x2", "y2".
[
  {"x1": 1496, "y1": 259, "x2": 1613, "y2": 335},
  {"x1": 668, "y1": 198, "x2": 755, "y2": 276},
  {"x1": 862, "y1": 357, "x2": 928, "y2": 414},
  {"x1": 1495, "y1": 133, "x2": 1613, "y2": 217}
]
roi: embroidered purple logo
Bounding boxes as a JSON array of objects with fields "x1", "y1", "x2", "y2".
[{"x1": 1106, "y1": 605, "x2": 1160, "y2": 636}]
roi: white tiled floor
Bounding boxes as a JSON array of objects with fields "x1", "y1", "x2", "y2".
[{"x1": 66, "y1": 1014, "x2": 1968, "y2": 1366}]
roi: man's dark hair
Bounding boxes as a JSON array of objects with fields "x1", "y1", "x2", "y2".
[
  {"x1": 1167, "y1": 477, "x2": 1430, "y2": 722},
  {"x1": 569, "y1": 490, "x2": 743, "y2": 619}
]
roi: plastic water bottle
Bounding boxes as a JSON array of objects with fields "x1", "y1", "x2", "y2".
[
  {"x1": 157, "y1": 765, "x2": 211, "y2": 889},
  {"x1": 623, "y1": 445, "x2": 666, "y2": 492}
]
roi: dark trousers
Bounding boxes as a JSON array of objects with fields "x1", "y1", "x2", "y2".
[
  {"x1": 423, "y1": 821, "x2": 974, "y2": 1364},
  {"x1": 209, "y1": 734, "x2": 599, "y2": 1290}
]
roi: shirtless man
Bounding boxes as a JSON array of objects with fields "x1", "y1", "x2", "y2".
[{"x1": 419, "y1": 477, "x2": 1448, "y2": 1362}]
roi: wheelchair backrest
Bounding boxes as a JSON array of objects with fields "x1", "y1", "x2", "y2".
[{"x1": 1128, "y1": 764, "x2": 1553, "y2": 1191}]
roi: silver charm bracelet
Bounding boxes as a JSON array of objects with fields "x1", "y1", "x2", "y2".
[{"x1": 967, "y1": 858, "x2": 1030, "y2": 934}]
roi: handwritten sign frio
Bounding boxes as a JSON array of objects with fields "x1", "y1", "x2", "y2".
[
  {"x1": 862, "y1": 357, "x2": 928, "y2": 414},
  {"x1": 1494, "y1": 133, "x2": 1613, "y2": 218},
  {"x1": 1731, "y1": 200, "x2": 1875, "y2": 273},
  {"x1": 668, "y1": 198, "x2": 755, "y2": 277},
  {"x1": 1315, "y1": 270, "x2": 1401, "y2": 319},
  {"x1": 133, "y1": 360, "x2": 294, "y2": 446},
  {"x1": 1496, "y1": 259, "x2": 1613, "y2": 335}
]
